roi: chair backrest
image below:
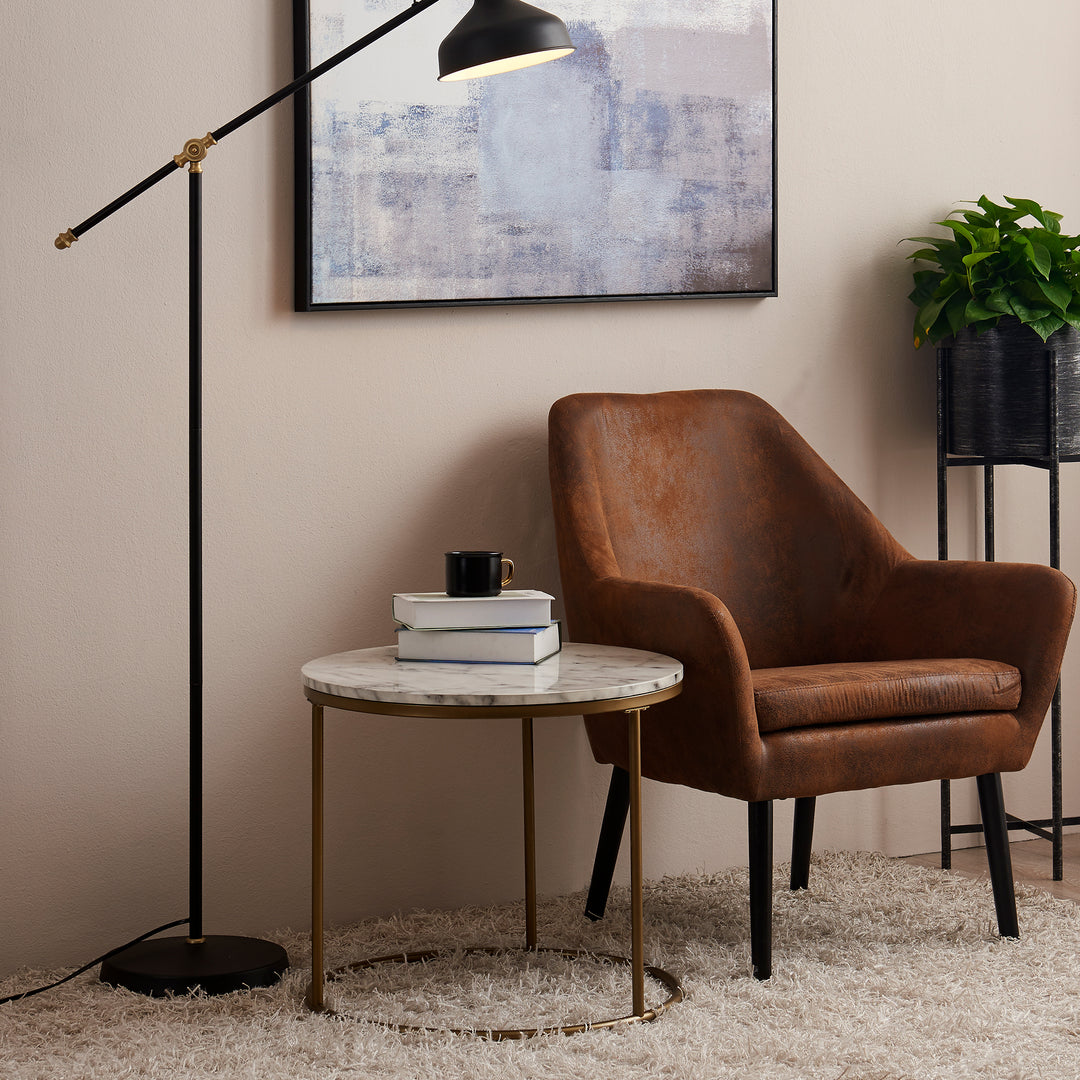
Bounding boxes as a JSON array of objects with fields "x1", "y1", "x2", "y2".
[{"x1": 548, "y1": 389, "x2": 911, "y2": 669}]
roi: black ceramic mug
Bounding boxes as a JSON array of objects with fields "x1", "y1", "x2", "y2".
[{"x1": 445, "y1": 551, "x2": 515, "y2": 597}]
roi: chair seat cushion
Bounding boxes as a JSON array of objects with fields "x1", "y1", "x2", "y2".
[{"x1": 753, "y1": 658, "x2": 1021, "y2": 733}]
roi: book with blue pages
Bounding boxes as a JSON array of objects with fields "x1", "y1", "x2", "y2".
[
  {"x1": 391, "y1": 590, "x2": 554, "y2": 630},
  {"x1": 395, "y1": 621, "x2": 561, "y2": 664}
]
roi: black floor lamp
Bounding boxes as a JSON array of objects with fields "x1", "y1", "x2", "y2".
[{"x1": 54, "y1": 0, "x2": 574, "y2": 998}]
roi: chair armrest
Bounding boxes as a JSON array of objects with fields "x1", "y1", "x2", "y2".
[
  {"x1": 569, "y1": 576, "x2": 763, "y2": 794},
  {"x1": 858, "y1": 558, "x2": 1076, "y2": 752},
  {"x1": 580, "y1": 575, "x2": 751, "y2": 682}
]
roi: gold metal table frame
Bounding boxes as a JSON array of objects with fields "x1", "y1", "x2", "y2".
[{"x1": 303, "y1": 653, "x2": 684, "y2": 1040}]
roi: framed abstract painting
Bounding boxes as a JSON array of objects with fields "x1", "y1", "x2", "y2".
[{"x1": 293, "y1": 0, "x2": 776, "y2": 310}]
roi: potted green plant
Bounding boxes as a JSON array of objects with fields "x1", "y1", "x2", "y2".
[{"x1": 904, "y1": 195, "x2": 1080, "y2": 457}]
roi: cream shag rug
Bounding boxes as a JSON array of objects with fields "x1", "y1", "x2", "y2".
[{"x1": 3, "y1": 851, "x2": 1080, "y2": 1079}]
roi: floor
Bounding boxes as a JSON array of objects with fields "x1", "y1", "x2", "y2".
[{"x1": 903, "y1": 831, "x2": 1080, "y2": 903}]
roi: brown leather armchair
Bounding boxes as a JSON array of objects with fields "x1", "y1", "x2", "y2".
[{"x1": 548, "y1": 389, "x2": 1075, "y2": 979}]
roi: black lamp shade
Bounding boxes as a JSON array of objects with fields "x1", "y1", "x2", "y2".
[{"x1": 438, "y1": 0, "x2": 575, "y2": 81}]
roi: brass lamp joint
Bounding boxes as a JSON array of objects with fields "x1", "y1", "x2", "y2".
[
  {"x1": 54, "y1": 229, "x2": 78, "y2": 250},
  {"x1": 174, "y1": 132, "x2": 217, "y2": 171}
]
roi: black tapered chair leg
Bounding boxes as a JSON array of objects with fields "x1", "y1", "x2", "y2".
[
  {"x1": 976, "y1": 772, "x2": 1019, "y2": 938},
  {"x1": 748, "y1": 800, "x2": 774, "y2": 980},
  {"x1": 585, "y1": 766, "x2": 630, "y2": 921},
  {"x1": 790, "y1": 796, "x2": 816, "y2": 891}
]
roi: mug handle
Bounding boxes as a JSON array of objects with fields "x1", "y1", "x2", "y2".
[{"x1": 500, "y1": 557, "x2": 515, "y2": 588}]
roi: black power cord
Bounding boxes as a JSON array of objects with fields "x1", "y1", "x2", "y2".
[{"x1": 0, "y1": 918, "x2": 189, "y2": 1005}]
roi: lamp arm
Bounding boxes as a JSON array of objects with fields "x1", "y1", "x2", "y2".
[{"x1": 54, "y1": 0, "x2": 444, "y2": 249}]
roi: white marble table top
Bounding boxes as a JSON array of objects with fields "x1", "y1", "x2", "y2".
[{"x1": 301, "y1": 642, "x2": 682, "y2": 709}]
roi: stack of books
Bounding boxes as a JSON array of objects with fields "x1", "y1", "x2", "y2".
[{"x1": 391, "y1": 590, "x2": 560, "y2": 664}]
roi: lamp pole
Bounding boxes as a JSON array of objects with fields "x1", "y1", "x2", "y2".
[{"x1": 55, "y1": 0, "x2": 572, "y2": 999}]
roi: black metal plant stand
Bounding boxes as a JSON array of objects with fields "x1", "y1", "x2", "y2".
[{"x1": 937, "y1": 345, "x2": 1080, "y2": 881}]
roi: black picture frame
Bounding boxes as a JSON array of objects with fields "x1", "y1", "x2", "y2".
[{"x1": 293, "y1": 0, "x2": 777, "y2": 311}]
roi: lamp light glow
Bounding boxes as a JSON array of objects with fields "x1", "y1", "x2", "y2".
[
  {"x1": 438, "y1": 0, "x2": 575, "y2": 82},
  {"x1": 438, "y1": 45, "x2": 574, "y2": 82}
]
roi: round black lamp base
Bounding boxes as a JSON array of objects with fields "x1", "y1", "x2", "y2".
[{"x1": 100, "y1": 935, "x2": 288, "y2": 997}]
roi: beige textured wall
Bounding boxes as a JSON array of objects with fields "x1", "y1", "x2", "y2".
[{"x1": 3, "y1": 0, "x2": 1079, "y2": 978}]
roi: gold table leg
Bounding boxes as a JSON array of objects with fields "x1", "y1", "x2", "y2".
[
  {"x1": 306, "y1": 703, "x2": 325, "y2": 1012},
  {"x1": 521, "y1": 717, "x2": 537, "y2": 950},
  {"x1": 304, "y1": 696, "x2": 682, "y2": 1034},
  {"x1": 627, "y1": 706, "x2": 645, "y2": 1017}
]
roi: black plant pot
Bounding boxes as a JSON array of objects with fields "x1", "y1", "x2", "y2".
[{"x1": 945, "y1": 317, "x2": 1080, "y2": 458}]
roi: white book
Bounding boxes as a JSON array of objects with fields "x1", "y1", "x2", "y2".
[
  {"x1": 391, "y1": 590, "x2": 554, "y2": 630},
  {"x1": 395, "y1": 622, "x2": 562, "y2": 664}
]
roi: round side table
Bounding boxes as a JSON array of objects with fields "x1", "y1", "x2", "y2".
[{"x1": 301, "y1": 641, "x2": 683, "y2": 1039}]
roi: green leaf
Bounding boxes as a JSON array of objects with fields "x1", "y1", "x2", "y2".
[
  {"x1": 938, "y1": 248, "x2": 968, "y2": 274},
  {"x1": 906, "y1": 248, "x2": 943, "y2": 263},
  {"x1": 977, "y1": 195, "x2": 1013, "y2": 219},
  {"x1": 913, "y1": 295, "x2": 949, "y2": 346},
  {"x1": 1006, "y1": 196, "x2": 1051, "y2": 227},
  {"x1": 1009, "y1": 296, "x2": 1053, "y2": 323},
  {"x1": 1032, "y1": 228, "x2": 1065, "y2": 263},
  {"x1": 908, "y1": 271, "x2": 942, "y2": 307},
  {"x1": 937, "y1": 219, "x2": 978, "y2": 250},
  {"x1": 945, "y1": 292, "x2": 970, "y2": 334},
  {"x1": 933, "y1": 279, "x2": 963, "y2": 304},
  {"x1": 962, "y1": 251, "x2": 997, "y2": 270},
  {"x1": 1029, "y1": 241, "x2": 1053, "y2": 278},
  {"x1": 982, "y1": 289, "x2": 1013, "y2": 314},
  {"x1": 964, "y1": 298, "x2": 1004, "y2": 322},
  {"x1": 913, "y1": 316, "x2": 930, "y2": 349},
  {"x1": 1036, "y1": 278, "x2": 1072, "y2": 315},
  {"x1": 1004, "y1": 235, "x2": 1051, "y2": 278},
  {"x1": 1004, "y1": 198, "x2": 1065, "y2": 235},
  {"x1": 1027, "y1": 313, "x2": 1065, "y2": 340},
  {"x1": 1017, "y1": 280, "x2": 1050, "y2": 305},
  {"x1": 960, "y1": 208, "x2": 998, "y2": 231},
  {"x1": 917, "y1": 294, "x2": 948, "y2": 324},
  {"x1": 1007, "y1": 233, "x2": 1034, "y2": 262},
  {"x1": 912, "y1": 309, "x2": 941, "y2": 349}
]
